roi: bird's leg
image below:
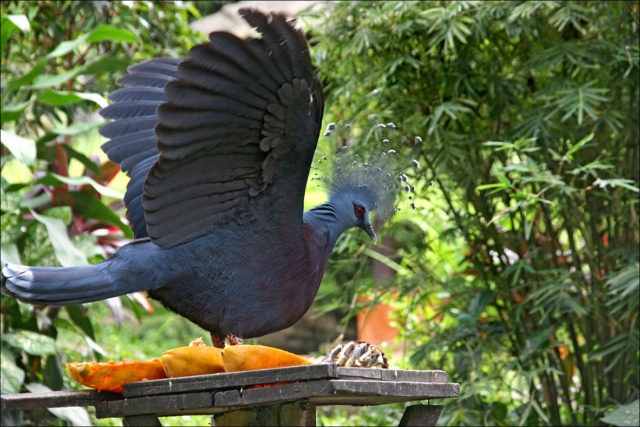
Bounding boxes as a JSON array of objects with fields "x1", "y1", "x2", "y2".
[
  {"x1": 226, "y1": 333, "x2": 243, "y2": 346},
  {"x1": 211, "y1": 335, "x2": 226, "y2": 348}
]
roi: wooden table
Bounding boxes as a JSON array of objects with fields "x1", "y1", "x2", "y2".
[{"x1": 1, "y1": 364, "x2": 459, "y2": 426}]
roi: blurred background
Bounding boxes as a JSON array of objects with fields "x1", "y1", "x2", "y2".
[{"x1": 1, "y1": 1, "x2": 638, "y2": 426}]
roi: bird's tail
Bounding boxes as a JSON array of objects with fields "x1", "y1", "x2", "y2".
[{"x1": 1, "y1": 262, "x2": 129, "y2": 306}]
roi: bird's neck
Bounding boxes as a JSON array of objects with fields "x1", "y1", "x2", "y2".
[{"x1": 303, "y1": 201, "x2": 348, "y2": 248}]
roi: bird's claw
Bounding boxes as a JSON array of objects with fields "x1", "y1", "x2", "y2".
[
  {"x1": 227, "y1": 333, "x2": 243, "y2": 346},
  {"x1": 322, "y1": 341, "x2": 388, "y2": 368},
  {"x1": 211, "y1": 333, "x2": 244, "y2": 348}
]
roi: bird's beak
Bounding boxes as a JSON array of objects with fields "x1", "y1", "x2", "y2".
[{"x1": 365, "y1": 223, "x2": 377, "y2": 244}]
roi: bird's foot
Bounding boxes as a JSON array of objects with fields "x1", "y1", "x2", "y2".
[
  {"x1": 211, "y1": 333, "x2": 243, "y2": 348},
  {"x1": 211, "y1": 335, "x2": 226, "y2": 348},
  {"x1": 227, "y1": 333, "x2": 243, "y2": 346}
]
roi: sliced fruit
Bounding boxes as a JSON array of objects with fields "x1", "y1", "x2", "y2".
[
  {"x1": 65, "y1": 359, "x2": 166, "y2": 393},
  {"x1": 221, "y1": 344, "x2": 313, "y2": 372},
  {"x1": 161, "y1": 345, "x2": 225, "y2": 377}
]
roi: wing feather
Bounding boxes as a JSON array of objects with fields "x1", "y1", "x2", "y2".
[
  {"x1": 97, "y1": 10, "x2": 323, "y2": 248},
  {"x1": 143, "y1": 9, "x2": 323, "y2": 248},
  {"x1": 98, "y1": 58, "x2": 184, "y2": 238}
]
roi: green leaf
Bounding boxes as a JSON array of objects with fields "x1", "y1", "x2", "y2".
[
  {"x1": 364, "y1": 247, "x2": 413, "y2": 276},
  {"x1": 589, "y1": 333, "x2": 629, "y2": 361},
  {"x1": 564, "y1": 133, "x2": 593, "y2": 159},
  {"x1": 50, "y1": 120, "x2": 102, "y2": 136},
  {"x1": 25, "y1": 383, "x2": 92, "y2": 426},
  {"x1": 1, "y1": 243, "x2": 22, "y2": 265},
  {"x1": 46, "y1": 206, "x2": 73, "y2": 225},
  {"x1": 86, "y1": 24, "x2": 138, "y2": 43},
  {"x1": 70, "y1": 191, "x2": 133, "y2": 237},
  {"x1": 476, "y1": 182, "x2": 508, "y2": 191},
  {"x1": 601, "y1": 400, "x2": 640, "y2": 427},
  {"x1": 593, "y1": 178, "x2": 640, "y2": 193},
  {"x1": 46, "y1": 34, "x2": 89, "y2": 59},
  {"x1": 1, "y1": 14, "x2": 30, "y2": 55},
  {"x1": 31, "y1": 65, "x2": 85, "y2": 89},
  {"x1": 80, "y1": 56, "x2": 131, "y2": 76},
  {"x1": 19, "y1": 192, "x2": 50, "y2": 210},
  {"x1": 44, "y1": 25, "x2": 137, "y2": 60},
  {"x1": 4, "y1": 14, "x2": 30, "y2": 32},
  {"x1": 5, "y1": 57, "x2": 47, "y2": 92},
  {"x1": 29, "y1": 209, "x2": 88, "y2": 267},
  {"x1": 38, "y1": 89, "x2": 108, "y2": 108},
  {"x1": 64, "y1": 306, "x2": 95, "y2": 340},
  {"x1": 1, "y1": 100, "x2": 32, "y2": 125},
  {"x1": 2, "y1": 330, "x2": 57, "y2": 356},
  {"x1": 0, "y1": 129, "x2": 36, "y2": 166},
  {"x1": 62, "y1": 144, "x2": 101, "y2": 174},
  {"x1": 43, "y1": 354, "x2": 63, "y2": 391},
  {"x1": 0, "y1": 346, "x2": 25, "y2": 393},
  {"x1": 39, "y1": 173, "x2": 124, "y2": 199}
]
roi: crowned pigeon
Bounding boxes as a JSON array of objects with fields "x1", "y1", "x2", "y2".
[{"x1": 1, "y1": 9, "x2": 397, "y2": 347}]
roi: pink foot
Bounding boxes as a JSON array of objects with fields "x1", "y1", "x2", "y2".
[
  {"x1": 227, "y1": 333, "x2": 243, "y2": 346},
  {"x1": 212, "y1": 335, "x2": 225, "y2": 348}
]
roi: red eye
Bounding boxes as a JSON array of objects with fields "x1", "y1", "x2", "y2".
[{"x1": 354, "y1": 206, "x2": 365, "y2": 217}]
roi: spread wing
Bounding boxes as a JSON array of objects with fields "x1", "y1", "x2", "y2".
[
  {"x1": 99, "y1": 58, "x2": 183, "y2": 238},
  {"x1": 144, "y1": 9, "x2": 324, "y2": 248}
]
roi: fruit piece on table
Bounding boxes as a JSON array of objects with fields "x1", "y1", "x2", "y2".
[
  {"x1": 221, "y1": 344, "x2": 313, "y2": 372},
  {"x1": 65, "y1": 359, "x2": 166, "y2": 393},
  {"x1": 161, "y1": 345, "x2": 224, "y2": 377}
]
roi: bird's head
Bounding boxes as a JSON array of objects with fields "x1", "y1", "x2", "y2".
[
  {"x1": 330, "y1": 188, "x2": 379, "y2": 243},
  {"x1": 326, "y1": 153, "x2": 399, "y2": 243}
]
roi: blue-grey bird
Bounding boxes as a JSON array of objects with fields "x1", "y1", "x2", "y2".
[{"x1": 1, "y1": 9, "x2": 396, "y2": 347}]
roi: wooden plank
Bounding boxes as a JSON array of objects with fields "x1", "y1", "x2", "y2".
[
  {"x1": 3, "y1": 368, "x2": 460, "y2": 422},
  {"x1": 214, "y1": 379, "x2": 459, "y2": 408},
  {"x1": 1, "y1": 390, "x2": 122, "y2": 411},
  {"x1": 124, "y1": 364, "x2": 338, "y2": 398},
  {"x1": 312, "y1": 395, "x2": 432, "y2": 406},
  {"x1": 329, "y1": 380, "x2": 460, "y2": 399},
  {"x1": 95, "y1": 392, "x2": 213, "y2": 418},
  {"x1": 99, "y1": 379, "x2": 460, "y2": 418},
  {"x1": 214, "y1": 380, "x2": 334, "y2": 407},
  {"x1": 124, "y1": 365, "x2": 445, "y2": 398},
  {"x1": 336, "y1": 368, "x2": 447, "y2": 383}
]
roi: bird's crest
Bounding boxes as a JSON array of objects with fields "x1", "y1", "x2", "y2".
[
  {"x1": 313, "y1": 121, "x2": 420, "y2": 222},
  {"x1": 326, "y1": 151, "x2": 401, "y2": 221}
]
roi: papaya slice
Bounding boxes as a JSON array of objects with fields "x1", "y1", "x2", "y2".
[
  {"x1": 221, "y1": 344, "x2": 313, "y2": 372},
  {"x1": 161, "y1": 346, "x2": 224, "y2": 377},
  {"x1": 65, "y1": 359, "x2": 166, "y2": 393}
]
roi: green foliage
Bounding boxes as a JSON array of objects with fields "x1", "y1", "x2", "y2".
[
  {"x1": 1, "y1": 1, "x2": 201, "y2": 425},
  {"x1": 2, "y1": 2, "x2": 638, "y2": 426},
  {"x1": 306, "y1": 1, "x2": 639, "y2": 425}
]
